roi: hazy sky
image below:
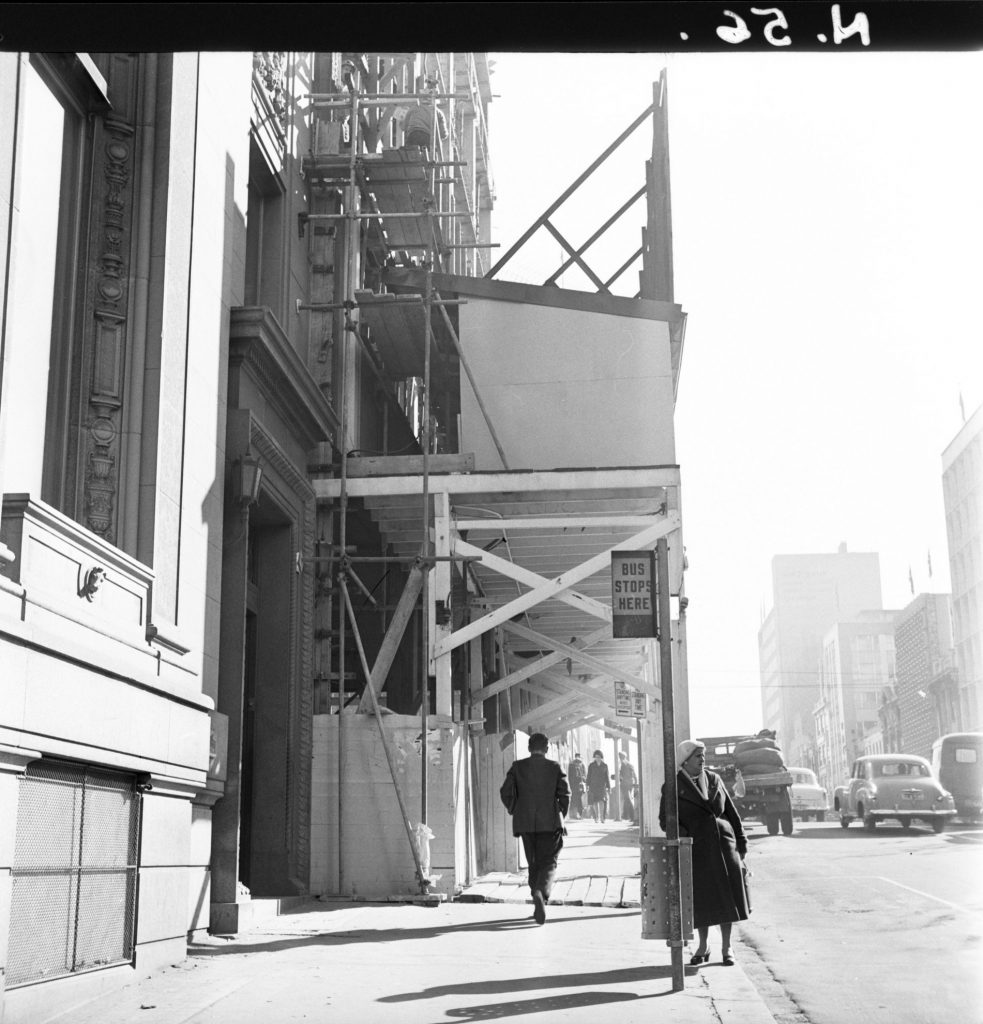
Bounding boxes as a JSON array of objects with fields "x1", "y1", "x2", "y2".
[{"x1": 486, "y1": 51, "x2": 983, "y2": 736}]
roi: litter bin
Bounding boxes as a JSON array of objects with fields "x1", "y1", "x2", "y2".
[{"x1": 640, "y1": 836, "x2": 694, "y2": 941}]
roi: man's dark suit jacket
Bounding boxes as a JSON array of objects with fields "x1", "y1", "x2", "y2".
[{"x1": 500, "y1": 753, "x2": 570, "y2": 836}]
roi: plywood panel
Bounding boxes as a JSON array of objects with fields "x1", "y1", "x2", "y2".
[
  {"x1": 475, "y1": 733, "x2": 519, "y2": 874},
  {"x1": 460, "y1": 298, "x2": 676, "y2": 472},
  {"x1": 309, "y1": 714, "x2": 458, "y2": 898}
]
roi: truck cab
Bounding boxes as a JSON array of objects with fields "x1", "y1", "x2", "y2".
[{"x1": 697, "y1": 733, "x2": 794, "y2": 836}]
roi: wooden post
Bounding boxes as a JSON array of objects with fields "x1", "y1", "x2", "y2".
[
  {"x1": 657, "y1": 536, "x2": 684, "y2": 992},
  {"x1": 636, "y1": 716, "x2": 645, "y2": 835}
]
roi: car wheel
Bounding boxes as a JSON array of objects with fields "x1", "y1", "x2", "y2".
[
  {"x1": 932, "y1": 818, "x2": 946, "y2": 834},
  {"x1": 781, "y1": 811, "x2": 794, "y2": 835},
  {"x1": 839, "y1": 816, "x2": 850, "y2": 829},
  {"x1": 766, "y1": 814, "x2": 779, "y2": 836}
]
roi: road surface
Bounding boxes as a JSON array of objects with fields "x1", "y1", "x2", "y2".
[{"x1": 731, "y1": 816, "x2": 983, "y2": 1024}]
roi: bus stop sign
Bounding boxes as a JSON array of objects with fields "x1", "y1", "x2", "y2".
[{"x1": 611, "y1": 550, "x2": 657, "y2": 638}]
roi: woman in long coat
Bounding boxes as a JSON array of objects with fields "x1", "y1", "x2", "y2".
[{"x1": 659, "y1": 738, "x2": 750, "y2": 966}]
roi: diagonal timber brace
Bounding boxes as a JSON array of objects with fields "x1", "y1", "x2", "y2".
[
  {"x1": 469, "y1": 625, "x2": 611, "y2": 705},
  {"x1": 435, "y1": 512, "x2": 680, "y2": 659},
  {"x1": 513, "y1": 677, "x2": 614, "y2": 731},
  {"x1": 452, "y1": 537, "x2": 612, "y2": 623},
  {"x1": 502, "y1": 620, "x2": 659, "y2": 699},
  {"x1": 357, "y1": 564, "x2": 426, "y2": 712}
]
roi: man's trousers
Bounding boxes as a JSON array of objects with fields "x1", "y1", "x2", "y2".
[{"x1": 520, "y1": 830, "x2": 564, "y2": 900}]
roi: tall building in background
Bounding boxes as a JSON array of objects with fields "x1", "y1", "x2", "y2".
[
  {"x1": 758, "y1": 546, "x2": 883, "y2": 768},
  {"x1": 813, "y1": 611, "x2": 896, "y2": 796},
  {"x1": 893, "y1": 593, "x2": 957, "y2": 758},
  {"x1": 942, "y1": 402, "x2": 982, "y2": 730}
]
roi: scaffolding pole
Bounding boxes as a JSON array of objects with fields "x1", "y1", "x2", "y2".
[
  {"x1": 657, "y1": 536, "x2": 685, "y2": 992},
  {"x1": 333, "y1": 72, "x2": 362, "y2": 896},
  {"x1": 312, "y1": 57, "x2": 493, "y2": 892}
]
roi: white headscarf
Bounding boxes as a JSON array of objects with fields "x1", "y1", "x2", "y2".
[{"x1": 676, "y1": 738, "x2": 706, "y2": 770}]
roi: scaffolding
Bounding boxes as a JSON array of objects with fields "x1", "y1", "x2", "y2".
[
  {"x1": 303, "y1": 53, "x2": 498, "y2": 896},
  {"x1": 303, "y1": 55, "x2": 685, "y2": 909}
]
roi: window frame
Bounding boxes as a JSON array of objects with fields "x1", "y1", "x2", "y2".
[{"x1": 20, "y1": 53, "x2": 111, "y2": 511}]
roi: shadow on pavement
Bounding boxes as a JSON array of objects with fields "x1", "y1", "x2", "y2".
[
  {"x1": 586, "y1": 826, "x2": 639, "y2": 848},
  {"x1": 190, "y1": 910, "x2": 639, "y2": 957},
  {"x1": 378, "y1": 964, "x2": 673, "y2": 1003},
  {"x1": 443, "y1": 989, "x2": 674, "y2": 1020}
]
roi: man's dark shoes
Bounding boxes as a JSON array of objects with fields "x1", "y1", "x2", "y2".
[{"x1": 532, "y1": 890, "x2": 546, "y2": 924}]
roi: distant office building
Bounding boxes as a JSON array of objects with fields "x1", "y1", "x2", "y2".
[
  {"x1": 758, "y1": 546, "x2": 883, "y2": 768},
  {"x1": 813, "y1": 611, "x2": 896, "y2": 795},
  {"x1": 942, "y1": 402, "x2": 982, "y2": 730},
  {"x1": 893, "y1": 593, "x2": 957, "y2": 758}
]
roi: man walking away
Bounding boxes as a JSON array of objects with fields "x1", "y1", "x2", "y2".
[{"x1": 500, "y1": 733, "x2": 570, "y2": 924}]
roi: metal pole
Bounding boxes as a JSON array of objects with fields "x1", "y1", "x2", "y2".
[
  {"x1": 419, "y1": 79, "x2": 438, "y2": 827},
  {"x1": 657, "y1": 535, "x2": 685, "y2": 992},
  {"x1": 335, "y1": 71, "x2": 361, "y2": 895}
]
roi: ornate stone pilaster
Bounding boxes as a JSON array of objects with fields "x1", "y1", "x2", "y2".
[{"x1": 82, "y1": 113, "x2": 134, "y2": 541}]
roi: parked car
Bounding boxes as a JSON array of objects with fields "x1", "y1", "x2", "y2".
[
  {"x1": 788, "y1": 767, "x2": 827, "y2": 821},
  {"x1": 931, "y1": 733, "x2": 983, "y2": 821},
  {"x1": 833, "y1": 754, "x2": 956, "y2": 832}
]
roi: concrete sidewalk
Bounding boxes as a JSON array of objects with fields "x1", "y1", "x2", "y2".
[{"x1": 51, "y1": 821, "x2": 777, "y2": 1024}]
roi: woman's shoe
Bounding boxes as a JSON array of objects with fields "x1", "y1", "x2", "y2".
[
  {"x1": 722, "y1": 951, "x2": 735, "y2": 966},
  {"x1": 689, "y1": 951, "x2": 710, "y2": 965}
]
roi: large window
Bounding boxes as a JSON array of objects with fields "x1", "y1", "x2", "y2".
[
  {"x1": 2, "y1": 53, "x2": 107, "y2": 507},
  {"x1": 244, "y1": 134, "x2": 287, "y2": 318},
  {"x1": 6, "y1": 760, "x2": 141, "y2": 987}
]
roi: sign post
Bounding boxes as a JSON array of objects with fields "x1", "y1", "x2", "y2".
[
  {"x1": 611, "y1": 544, "x2": 685, "y2": 989},
  {"x1": 656, "y1": 536, "x2": 685, "y2": 992}
]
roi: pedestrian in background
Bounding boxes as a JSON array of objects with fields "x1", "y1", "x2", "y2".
[
  {"x1": 659, "y1": 738, "x2": 750, "y2": 967},
  {"x1": 618, "y1": 751, "x2": 638, "y2": 824},
  {"x1": 500, "y1": 733, "x2": 570, "y2": 924},
  {"x1": 586, "y1": 749, "x2": 611, "y2": 822},
  {"x1": 567, "y1": 752, "x2": 587, "y2": 819}
]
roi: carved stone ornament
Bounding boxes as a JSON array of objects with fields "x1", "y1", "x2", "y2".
[
  {"x1": 253, "y1": 51, "x2": 288, "y2": 135},
  {"x1": 82, "y1": 108, "x2": 134, "y2": 544},
  {"x1": 79, "y1": 565, "x2": 107, "y2": 601}
]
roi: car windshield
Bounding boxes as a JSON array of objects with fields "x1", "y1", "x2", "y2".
[
  {"x1": 874, "y1": 761, "x2": 930, "y2": 778},
  {"x1": 792, "y1": 770, "x2": 817, "y2": 785}
]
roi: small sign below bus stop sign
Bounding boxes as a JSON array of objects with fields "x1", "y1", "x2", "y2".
[
  {"x1": 611, "y1": 549, "x2": 657, "y2": 638},
  {"x1": 614, "y1": 680, "x2": 649, "y2": 718}
]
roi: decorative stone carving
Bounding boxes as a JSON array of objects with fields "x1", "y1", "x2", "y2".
[
  {"x1": 82, "y1": 111, "x2": 134, "y2": 541},
  {"x1": 253, "y1": 52, "x2": 287, "y2": 136},
  {"x1": 79, "y1": 565, "x2": 107, "y2": 601},
  {"x1": 97, "y1": 120, "x2": 133, "y2": 311}
]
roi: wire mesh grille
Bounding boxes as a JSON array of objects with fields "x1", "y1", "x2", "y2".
[{"x1": 6, "y1": 760, "x2": 140, "y2": 988}]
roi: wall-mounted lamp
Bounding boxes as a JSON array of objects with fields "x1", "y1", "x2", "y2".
[{"x1": 235, "y1": 453, "x2": 263, "y2": 508}]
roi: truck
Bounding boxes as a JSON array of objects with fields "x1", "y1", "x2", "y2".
[{"x1": 697, "y1": 732, "x2": 795, "y2": 836}]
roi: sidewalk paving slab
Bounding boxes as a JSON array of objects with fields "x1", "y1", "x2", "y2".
[
  {"x1": 49, "y1": 898, "x2": 777, "y2": 1024},
  {"x1": 45, "y1": 820, "x2": 777, "y2": 1024}
]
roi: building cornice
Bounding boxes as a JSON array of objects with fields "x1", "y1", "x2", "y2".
[{"x1": 229, "y1": 306, "x2": 340, "y2": 451}]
